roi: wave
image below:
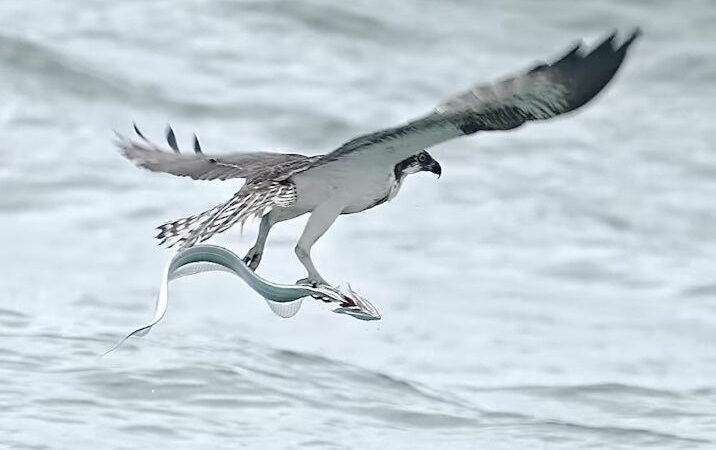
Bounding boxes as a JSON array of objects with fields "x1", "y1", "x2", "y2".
[{"x1": 0, "y1": 33, "x2": 257, "y2": 118}]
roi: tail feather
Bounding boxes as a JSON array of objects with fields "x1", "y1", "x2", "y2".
[
  {"x1": 156, "y1": 202, "x2": 227, "y2": 248},
  {"x1": 156, "y1": 181, "x2": 296, "y2": 249}
]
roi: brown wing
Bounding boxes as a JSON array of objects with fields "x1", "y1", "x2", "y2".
[{"x1": 117, "y1": 125, "x2": 318, "y2": 181}]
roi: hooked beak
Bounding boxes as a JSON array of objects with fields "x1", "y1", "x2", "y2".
[{"x1": 429, "y1": 161, "x2": 442, "y2": 178}]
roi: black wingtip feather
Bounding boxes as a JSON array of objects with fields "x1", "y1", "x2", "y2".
[
  {"x1": 551, "y1": 41, "x2": 584, "y2": 68},
  {"x1": 166, "y1": 126, "x2": 180, "y2": 154},
  {"x1": 562, "y1": 28, "x2": 640, "y2": 113},
  {"x1": 592, "y1": 32, "x2": 618, "y2": 56},
  {"x1": 133, "y1": 122, "x2": 149, "y2": 142},
  {"x1": 564, "y1": 41, "x2": 584, "y2": 58},
  {"x1": 193, "y1": 133, "x2": 203, "y2": 155},
  {"x1": 622, "y1": 28, "x2": 642, "y2": 49}
]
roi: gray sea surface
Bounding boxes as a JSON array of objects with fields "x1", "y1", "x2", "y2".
[{"x1": 1, "y1": 1, "x2": 716, "y2": 449}]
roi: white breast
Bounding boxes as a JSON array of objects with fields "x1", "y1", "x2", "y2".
[
  {"x1": 341, "y1": 172, "x2": 399, "y2": 214},
  {"x1": 291, "y1": 155, "x2": 401, "y2": 215}
]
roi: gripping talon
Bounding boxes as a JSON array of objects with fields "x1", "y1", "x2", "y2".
[
  {"x1": 242, "y1": 249, "x2": 262, "y2": 271},
  {"x1": 310, "y1": 293, "x2": 333, "y2": 303}
]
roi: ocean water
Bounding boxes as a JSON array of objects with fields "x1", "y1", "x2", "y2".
[{"x1": 2, "y1": 1, "x2": 716, "y2": 448}]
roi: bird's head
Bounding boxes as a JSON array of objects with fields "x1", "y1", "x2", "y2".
[{"x1": 395, "y1": 151, "x2": 442, "y2": 180}]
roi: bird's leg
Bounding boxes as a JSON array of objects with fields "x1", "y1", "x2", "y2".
[
  {"x1": 243, "y1": 212, "x2": 276, "y2": 270},
  {"x1": 294, "y1": 201, "x2": 342, "y2": 287}
]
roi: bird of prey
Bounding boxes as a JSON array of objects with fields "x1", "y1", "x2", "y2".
[{"x1": 118, "y1": 30, "x2": 640, "y2": 287}]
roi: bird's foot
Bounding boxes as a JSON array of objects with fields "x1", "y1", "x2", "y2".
[
  {"x1": 242, "y1": 247, "x2": 262, "y2": 270},
  {"x1": 296, "y1": 277, "x2": 329, "y2": 288},
  {"x1": 296, "y1": 277, "x2": 332, "y2": 302}
]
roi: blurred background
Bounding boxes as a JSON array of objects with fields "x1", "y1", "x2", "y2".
[{"x1": 1, "y1": 1, "x2": 715, "y2": 448}]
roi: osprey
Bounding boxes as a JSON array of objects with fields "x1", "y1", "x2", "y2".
[{"x1": 118, "y1": 30, "x2": 640, "y2": 286}]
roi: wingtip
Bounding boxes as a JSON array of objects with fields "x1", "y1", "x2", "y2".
[
  {"x1": 132, "y1": 121, "x2": 148, "y2": 141},
  {"x1": 193, "y1": 133, "x2": 203, "y2": 155},
  {"x1": 586, "y1": 28, "x2": 641, "y2": 57},
  {"x1": 565, "y1": 40, "x2": 585, "y2": 58},
  {"x1": 165, "y1": 124, "x2": 180, "y2": 153},
  {"x1": 597, "y1": 31, "x2": 618, "y2": 52},
  {"x1": 623, "y1": 27, "x2": 642, "y2": 48},
  {"x1": 546, "y1": 39, "x2": 585, "y2": 69}
]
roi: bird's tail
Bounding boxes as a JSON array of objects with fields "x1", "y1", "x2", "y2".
[{"x1": 156, "y1": 191, "x2": 268, "y2": 249}]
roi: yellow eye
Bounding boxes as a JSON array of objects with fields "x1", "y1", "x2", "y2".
[{"x1": 418, "y1": 153, "x2": 427, "y2": 163}]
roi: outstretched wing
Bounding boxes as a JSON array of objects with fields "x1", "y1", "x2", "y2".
[
  {"x1": 117, "y1": 125, "x2": 317, "y2": 181},
  {"x1": 321, "y1": 29, "x2": 641, "y2": 163}
]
